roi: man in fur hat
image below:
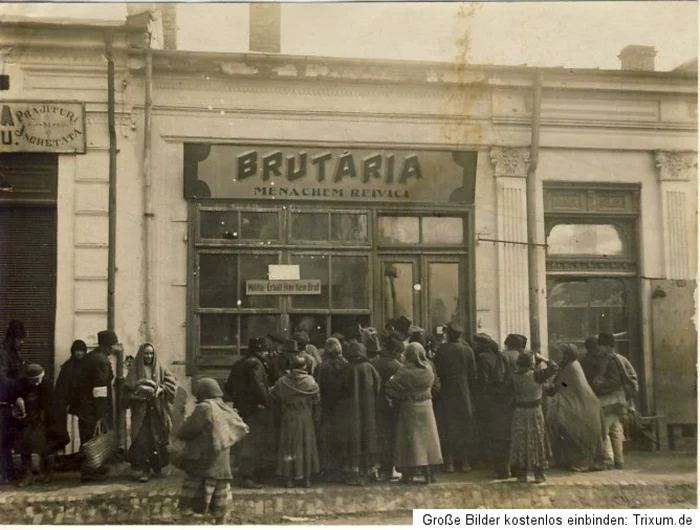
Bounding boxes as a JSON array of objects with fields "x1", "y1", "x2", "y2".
[{"x1": 78, "y1": 330, "x2": 122, "y2": 481}]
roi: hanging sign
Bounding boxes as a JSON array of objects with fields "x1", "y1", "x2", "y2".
[
  {"x1": 0, "y1": 101, "x2": 86, "y2": 153},
  {"x1": 246, "y1": 279, "x2": 322, "y2": 295},
  {"x1": 184, "y1": 144, "x2": 476, "y2": 203}
]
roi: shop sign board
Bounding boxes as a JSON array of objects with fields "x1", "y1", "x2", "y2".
[
  {"x1": 0, "y1": 101, "x2": 86, "y2": 153},
  {"x1": 246, "y1": 279, "x2": 322, "y2": 295},
  {"x1": 185, "y1": 144, "x2": 476, "y2": 203}
]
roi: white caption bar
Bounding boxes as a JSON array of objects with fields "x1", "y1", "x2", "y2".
[{"x1": 414, "y1": 510, "x2": 696, "y2": 529}]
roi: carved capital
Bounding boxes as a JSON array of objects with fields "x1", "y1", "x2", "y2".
[
  {"x1": 655, "y1": 151, "x2": 697, "y2": 182},
  {"x1": 490, "y1": 147, "x2": 531, "y2": 178}
]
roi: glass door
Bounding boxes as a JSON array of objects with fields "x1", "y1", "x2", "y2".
[
  {"x1": 423, "y1": 256, "x2": 465, "y2": 336},
  {"x1": 379, "y1": 256, "x2": 421, "y2": 331}
]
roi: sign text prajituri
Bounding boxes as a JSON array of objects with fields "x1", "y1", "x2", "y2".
[
  {"x1": 246, "y1": 279, "x2": 322, "y2": 295},
  {"x1": 0, "y1": 101, "x2": 86, "y2": 153}
]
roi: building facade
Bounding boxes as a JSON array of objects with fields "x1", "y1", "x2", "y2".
[{"x1": 1, "y1": 19, "x2": 696, "y2": 442}]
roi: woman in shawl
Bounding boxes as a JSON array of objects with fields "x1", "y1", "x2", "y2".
[
  {"x1": 54, "y1": 340, "x2": 88, "y2": 456},
  {"x1": 177, "y1": 378, "x2": 248, "y2": 525},
  {"x1": 124, "y1": 342, "x2": 177, "y2": 482},
  {"x1": 271, "y1": 355, "x2": 320, "y2": 488},
  {"x1": 339, "y1": 340, "x2": 381, "y2": 486},
  {"x1": 509, "y1": 352, "x2": 558, "y2": 483},
  {"x1": 315, "y1": 337, "x2": 347, "y2": 481},
  {"x1": 385, "y1": 343, "x2": 443, "y2": 485},
  {"x1": 545, "y1": 343, "x2": 604, "y2": 472}
]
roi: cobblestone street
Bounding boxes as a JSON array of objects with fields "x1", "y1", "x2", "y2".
[{"x1": 0, "y1": 452, "x2": 694, "y2": 524}]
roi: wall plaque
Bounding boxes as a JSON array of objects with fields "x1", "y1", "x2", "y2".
[
  {"x1": 246, "y1": 279, "x2": 321, "y2": 295},
  {"x1": 0, "y1": 101, "x2": 86, "y2": 153}
]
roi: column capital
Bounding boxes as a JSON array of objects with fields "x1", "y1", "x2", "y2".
[
  {"x1": 655, "y1": 151, "x2": 697, "y2": 182},
  {"x1": 490, "y1": 147, "x2": 531, "y2": 178}
]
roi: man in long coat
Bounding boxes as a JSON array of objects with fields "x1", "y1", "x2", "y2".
[
  {"x1": 78, "y1": 329, "x2": 120, "y2": 481},
  {"x1": 225, "y1": 337, "x2": 275, "y2": 488},
  {"x1": 433, "y1": 321, "x2": 476, "y2": 473},
  {"x1": 0, "y1": 320, "x2": 26, "y2": 483}
]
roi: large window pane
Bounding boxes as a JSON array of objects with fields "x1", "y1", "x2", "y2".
[
  {"x1": 428, "y1": 262, "x2": 460, "y2": 331},
  {"x1": 331, "y1": 256, "x2": 369, "y2": 309},
  {"x1": 548, "y1": 281, "x2": 588, "y2": 307},
  {"x1": 331, "y1": 315, "x2": 370, "y2": 338},
  {"x1": 200, "y1": 211, "x2": 238, "y2": 240},
  {"x1": 200, "y1": 314, "x2": 238, "y2": 346},
  {"x1": 291, "y1": 315, "x2": 327, "y2": 349},
  {"x1": 548, "y1": 307, "x2": 587, "y2": 340},
  {"x1": 423, "y1": 217, "x2": 464, "y2": 244},
  {"x1": 548, "y1": 224, "x2": 624, "y2": 255},
  {"x1": 290, "y1": 254, "x2": 329, "y2": 309},
  {"x1": 291, "y1": 213, "x2": 328, "y2": 241},
  {"x1": 589, "y1": 279, "x2": 626, "y2": 307},
  {"x1": 240, "y1": 315, "x2": 279, "y2": 349},
  {"x1": 331, "y1": 214, "x2": 368, "y2": 242},
  {"x1": 378, "y1": 216, "x2": 419, "y2": 244},
  {"x1": 199, "y1": 254, "x2": 238, "y2": 307},
  {"x1": 240, "y1": 254, "x2": 279, "y2": 308},
  {"x1": 241, "y1": 212, "x2": 279, "y2": 240},
  {"x1": 383, "y1": 262, "x2": 414, "y2": 327}
]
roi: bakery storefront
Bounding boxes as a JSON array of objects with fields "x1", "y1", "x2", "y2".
[{"x1": 184, "y1": 143, "x2": 478, "y2": 375}]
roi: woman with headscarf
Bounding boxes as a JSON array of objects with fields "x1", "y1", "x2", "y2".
[
  {"x1": 271, "y1": 354, "x2": 320, "y2": 488},
  {"x1": 315, "y1": 337, "x2": 347, "y2": 481},
  {"x1": 545, "y1": 343, "x2": 604, "y2": 472},
  {"x1": 509, "y1": 352, "x2": 558, "y2": 483},
  {"x1": 339, "y1": 340, "x2": 381, "y2": 486},
  {"x1": 370, "y1": 331, "x2": 404, "y2": 482},
  {"x1": 177, "y1": 378, "x2": 248, "y2": 525},
  {"x1": 385, "y1": 343, "x2": 443, "y2": 485},
  {"x1": 14, "y1": 363, "x2": 67, "y2": 486},
  {"x1": 54, "y1": 340, "x2": 88, "y2": 455},
  {"x1": 124, "y1": 342, "x2": 177, "y2": 482}
]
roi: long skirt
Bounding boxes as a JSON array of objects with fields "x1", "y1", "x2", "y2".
[
  {"x1": 509, "y1": 405, "x2": 551, "y2": 471},
  {"x1": 237, "y1": 408, "x2": 277, "y2": 477},
  {"x1": 394, "y1": 400, "x2": 443, "y2": 470},
  {"x1": 128, "y1": 408, "x2": 169, "y2": 472},
  {"x1": 179, "y1": 475, "x2": 232, "y2": 519},
  {"x1": 276, "y1": 406, "x2": 320, "y2": 480}
]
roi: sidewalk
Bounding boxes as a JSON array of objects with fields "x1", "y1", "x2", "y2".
[{"x1": 0, "y1": 452, "x2": 695, "y2": 524}]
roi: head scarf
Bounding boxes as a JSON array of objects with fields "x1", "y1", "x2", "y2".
[
  {"x1": 194, "y1": 377, "x2": 223, "y2": 401},
  {"x1": 345, "y1": 340, "x2": 367, "y2": 362},
  {"x1": 474, "y1": 333, "x2": 499, "y2": 354},
  {"x1": 324, "y1": 337, "x2": 342, "y2": 358},
  {"x1": 70, "y1": 340, "x2": 87, "y2": 356},
  {"x1": 404, "y1": 342, "x2": 429, "y2": 369}
]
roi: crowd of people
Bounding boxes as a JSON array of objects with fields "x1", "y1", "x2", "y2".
[{"x1": 0, "y1": 315, "x2": 639, "y2": 522}]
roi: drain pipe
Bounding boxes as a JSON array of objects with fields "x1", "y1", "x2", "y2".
[
  {"x1": 143, "y1": 33, "x2": 154, "y2": 343},
  {"x1": 527, "y1": 71, "x2": 544, "y2": 353},
  {"x1": 104, "y1": 31, "x2": 124, "y2": 450}
]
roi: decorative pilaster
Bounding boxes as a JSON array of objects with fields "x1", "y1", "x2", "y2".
[
  {"x1": 655, "y1": 151, "x2": 697, "y2": 280},
  {"x1": 490, "y1": 147, "x2": 531, "y2": 341}
]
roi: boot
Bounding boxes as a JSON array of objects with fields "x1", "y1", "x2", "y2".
[{"x1": 42, "y1": 454, "x2": 55, "y2": 484}]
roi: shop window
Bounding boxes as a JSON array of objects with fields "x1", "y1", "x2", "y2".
[
  {"x1": 240, "y1": 212, "x2": 279, "y2": 240},
  {"x1": 291, "y1": 212, "x2": 329, "y2": 241},
  {"x1": 378, "y1": 216, "x2": 419, "y2": 244},
  {"x1": 290, "y1": 254, "x2": 330, "y2": 309},
  {"x1": 200, "y1": 314, "x2": 238, "y2": 346},
  {"x1": 200, "y1": 211, "x2": 239, "y2": 240},
  {"x1": 199, "y1": 254, "x2": 238, "y2": 308},
  {"x1": 331, "y1": 315, "x2": 371, "y2": 336},
  {"x1": 290, "y1": 315, "x2": 327, "y2": 347},
  {"x1": 428, "y1": 262, "x2": 461, "y2": 328},
  {"x1": 547, "y1": 224, "x2": 625, "y2": 256},
  {"x1": 239, "y1": 254, "x2": 279, "y2": 308},
  {"x1": 331, "y1": 255, "x2": 369, "y2": 309},
  {"x1": 383, "y1": 262, "x2": 415, "y2": 323},
  {"x1": 422, "y1": 217, "x2": 464, "y2": 244},
  {"x1": 240, "y1": 315, "x2": 279, "y2": 349},
  {"x1": 547, "y1": 278, "x2": 629, "y2": 357},
  {"x1": 331, "y1": 214, "x2": 368, "y2": 242}
]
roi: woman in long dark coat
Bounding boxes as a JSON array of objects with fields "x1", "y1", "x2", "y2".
[
  {"x1": 271, "y1": 355, "x2": 320, "y2": 488},
  {"x1": 433, "y1": 321, "x2": 477, "y2": 473},
  {"x1": 339, "y1": 341, "x2": 381, "y2": 486},
  {"x1": 315, "y1": 337, "x2": 347, "y2": 481},
  {"x1": 385, "y1": 343, "x2": 442, "y2": 485},
  {"x1": 473, "y1": 333, "x2": 513, "y2": 478},
  {"x1": 370, "y1": 331, "x2": 404, "y2": 481},
  {"x1": 124, "y1": 342, "x2": 177, "y2": 482},
  {"x1": 54, "y1": 340, "x2": 88, "y2": 453}
]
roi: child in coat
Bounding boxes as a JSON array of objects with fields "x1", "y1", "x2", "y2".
[
  {"x1": 176, "y1": 378, "x2": 249, "y2": 524},
  {"x1": 509, "y1": 353, "x2": 558, "y2": 483}
]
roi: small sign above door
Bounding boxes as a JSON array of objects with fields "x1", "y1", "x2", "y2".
[
  {"x1": 246, "y1": 279, "x2": 321, "y2": 295},
  {"x1": 1, "y1": 101, "x2": 86, "y2": 153}
]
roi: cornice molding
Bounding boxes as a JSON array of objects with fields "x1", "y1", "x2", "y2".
[
  {"x1": 655, "y1": 151, "x2": 698, "y2": 181},
  {"x1": 490, "y1": 147, "x2": 531, "y2": 178}
]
